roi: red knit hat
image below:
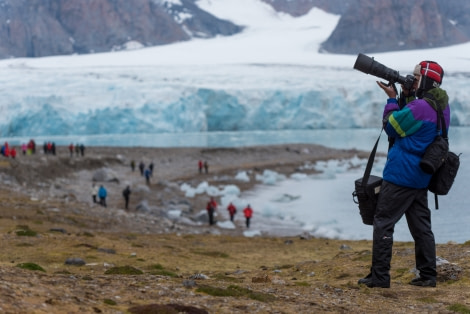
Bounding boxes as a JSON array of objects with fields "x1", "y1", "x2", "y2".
[{"x1": 418, "y1": 61, "x2": 444, "y2": 84}]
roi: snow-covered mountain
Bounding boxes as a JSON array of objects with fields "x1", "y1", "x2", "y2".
[
  {"x1": 1, "y1": 0, "x2": 469, "y2": 58},
  {"x1": 0, "y1": 0, "x2": 469, "y2": 138},
  {"x1": 0, "y1": 0, "x2": 243, "y2": 59}
]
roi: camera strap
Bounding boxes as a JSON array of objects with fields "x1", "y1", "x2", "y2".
[{"x1": 362, "y1": 128, "x2": 384, "y2": 189}]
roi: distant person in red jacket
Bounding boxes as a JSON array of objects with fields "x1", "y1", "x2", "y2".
[
  {"x1": 227, "y1": 202, "x2": 237, "y2": 222},
  {"x1": 243, "y1": 205, "x2": 253, "y2": 228},
  {"x1": 10, "y1": 147, "x2": 17, "y2": 159},
  {"x1": 3, "y1": 145, "x2": 9, "y2": 157},
  {"x1": 198, "y1": 160, "x2": 203, "y2": 174},
  {"x1": 206, "y1": 197, "x2": 218, "y2": 226}
]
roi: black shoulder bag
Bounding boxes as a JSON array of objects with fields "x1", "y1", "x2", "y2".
[
  {"x1": 352, "y1": 130, "x2": 383, "y2": 225},
  {"x1": 419, "y1": 101, "x2": 460, "y2": 209}
]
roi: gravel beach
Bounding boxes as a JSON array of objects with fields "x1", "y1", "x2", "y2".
[{"x1": 0, "y1": 143, "x2": 369, "y2": 235}]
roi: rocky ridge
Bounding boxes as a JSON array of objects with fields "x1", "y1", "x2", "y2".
[
  {"x1": 320, "y1": 0, "x2": 470, "y2": 54},
  {"x1": 0, "y1": 0, "x2": 242, "y2": 58},
  {"x1": 1, "y1": 0, "x2": 470, "y2": 58}
]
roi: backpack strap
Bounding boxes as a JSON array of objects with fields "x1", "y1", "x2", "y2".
[
  {"x1": 423, "y1": 92, "x2": 448, "y2": 210},
  {"x1": 424, "y1": 92, "x2": 448, "y2": 139}
]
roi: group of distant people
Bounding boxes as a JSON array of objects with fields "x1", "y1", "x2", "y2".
[
  {"x1": 92, "y1": 183, "x2": 108, "y2": 207},
  {"x1": 43, "y1": 142, "x2": 57, "y2": 155},
  {"x1": 1, "y1": 139, "x2": 88, "y2": 159},
  {"x1": 6, "y1": 139, "x2": 255, "y2": 229},
  {"x1": 91, "y1": 159, "x2": 156, "y2": 212},
  {"x1": 130, "y1": 160, "x2": 154, "y2": 184},
  {"x1": 198, "y1": 160, "x2": 209, "y2": 174},
  {"x1": 92, "y1": 182, "x2": 132, "y2": 210},
  {"x1": 1, "y1": 139, "x2": 38, "y2": 158},
  {"x1": 206, "y1": 197, "x2": 253, "y2": 228},
  {"x1": 90, "y1": 156, "x2": 255, "y2": 229},
  {"x1": 1, "y1": 142, "x2": 17, "y2": 158},
  {"x1": 68, "y1": 143, "x2": 86, "y2": 157}
]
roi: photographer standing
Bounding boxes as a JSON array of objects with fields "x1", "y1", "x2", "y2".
[{"x1": 358, "y1": 61, "x2": 450, "y2": 288}]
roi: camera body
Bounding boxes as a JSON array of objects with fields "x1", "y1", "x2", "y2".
[
  {"x1": 401, "y1": 74, "x2": 416, "y2": 91},
  {"x1": 354, "y1": 53, "x2": 415, "y2": 90}
]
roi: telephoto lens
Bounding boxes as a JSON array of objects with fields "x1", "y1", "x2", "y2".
[{"x1": 353, "y1": 53, "x2": 406, "y2": 85}]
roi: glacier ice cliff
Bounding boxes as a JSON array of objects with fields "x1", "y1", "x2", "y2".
[{"x1": 1, "y1": 64, "x2": 468, "y2": 137}]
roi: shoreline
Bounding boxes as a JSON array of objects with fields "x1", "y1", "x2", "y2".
[{"x1": 1, "y1": 143, "x2": 370, "y2": 236}]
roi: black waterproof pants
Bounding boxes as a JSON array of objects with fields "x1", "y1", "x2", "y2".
[
  {"x1": 208, "y1": 209, "x2": 215, "y2": 225},
  {"x1": 371, "y1": 180, "x2": 436, "y2": 286}
]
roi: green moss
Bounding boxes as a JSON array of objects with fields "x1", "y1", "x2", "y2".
[
  {"x1": 149, "y1": 264, "x2": 164, "y2": 270},
  {"x1": 192, "y1": 250, "x2": 229, "y2": 258},
  {"x1": 16, "y1": 229, "x2": 38, "y2": 236},
  {"x1": 393, "y1": 268, "x2": 410, "y2": 279},
  {"x1": 15, "y1": 225, "x2": 37, "y2": 237},
  {"x1": 104, "y1": 265, "x2": 143, "y2": 275},
  {"x1": 150, "y1": 269, "x2": 179, "y2": 278},
  {"x1": 447, "y1": 303, "x2": 470, "y2": 313},
  {"x1": 443, "y1": 280, "x2": 459, "y2": 285},
  {"x1": 103, "y1": 299, "x2": 117, "y2": 306},
  {"x1": 229, "y1": 285, "x2": 276, "y2": 302},
  {"x1": 16, "y1": 262, "x2": 46, "y2": 272},
  {"x1": 147, "y1": 264, "x2": 178, "y2": 277},
  {"x1": 16, "y1": 243, "x2": 34, "y2": 247},
  {"x1": 294, "y1": 281, "x2": 310, "y2": 287},
  {"x1": 213, "y1": 273, "x2": 243, "y2": 282},
  {"x1": 395, "y1": 268, "x2": 408, "y2": 275},
  {"x1": 417, "y1": 297, "x2": 439, "y2": 303},
  {"x1": 196, "y1": 285, "x2": 275, "y2": 302}
]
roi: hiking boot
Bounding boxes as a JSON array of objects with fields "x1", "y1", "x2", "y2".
[
  {"x1": 358, "y1": 273, "x2": 389, "y2": 288},
  {"x1": 357, "y1": 273, "x2": 372, "y2": 285},
  {"x1": 409, "y1": 277, "x2": 436, "y2": 287},
  {"x1": 364, "y1": 281, "x2": 390, "y2": 288}
]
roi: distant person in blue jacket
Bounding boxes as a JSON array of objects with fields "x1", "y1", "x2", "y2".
[
  {"x1": 358, "y1": 61, "x2": 450, "y2": 289},
  {"x1": 144, "y1": 168, "x2": 151, "y2": 184},
  {"x1": 98, "y1": 185, "x2": 108, "y2": 207}
]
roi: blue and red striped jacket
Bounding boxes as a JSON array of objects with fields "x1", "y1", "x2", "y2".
[{"x1": 382, "y1": 88, "x2": 450, "y2": 188}]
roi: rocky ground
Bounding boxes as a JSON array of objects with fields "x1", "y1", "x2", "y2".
[
  {"x1": 0, "y1": 144, "x2": 469, "y2": 313},
  {"x1": 0, "y1": 144, "x2": 370, "y2": 235}
]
